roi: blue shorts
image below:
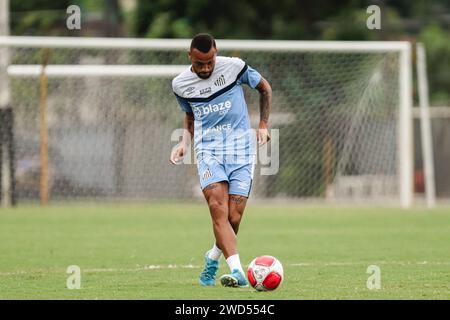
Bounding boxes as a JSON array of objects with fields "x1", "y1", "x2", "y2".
[{"x1": 196, "y1": 153, "x2": 256, "y2": 197}]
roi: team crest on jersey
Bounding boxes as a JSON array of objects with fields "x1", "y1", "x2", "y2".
[
  {"x1": 214, "y1": 75, "x2": 226, "y2": 87},
  {"x1": 202, "y1": 168, "x2": 213, "y2": 180}
]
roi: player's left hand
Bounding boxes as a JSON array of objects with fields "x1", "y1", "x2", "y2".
[{"x1": 257, "y1": 121, "x2": 271, "y2": 146}]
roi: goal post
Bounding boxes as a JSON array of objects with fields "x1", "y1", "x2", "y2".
[
  {"x1": 0, "y1": 36, "x2": 415, "y2": 207},
  {"x1": 399, "y1": 42, "x2": 414, "y2": 208},
  {"x1": 0, "y1": 0, "x2": 14, "y2": 207},
  {"x1": 416, "y1": 43, "x2": 436, "y2": 208}
]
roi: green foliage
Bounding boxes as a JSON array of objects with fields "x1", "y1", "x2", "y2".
[
  {"x1": 133, "y1": 0, "x2": 361, "y2": 39},
  {"x1": 11, "y1": 0, "x2": 73, "y2": 35},
  {"x1": 419, "y1": 24, "x2": 450, "y2": 104}
]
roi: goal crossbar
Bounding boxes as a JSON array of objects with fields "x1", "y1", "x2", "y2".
[
  {"x1": 0, "y1": 36, "x2": 409, "y2": 52},
  {"x1": 7, "y1": 65, "x2": 187, "y2": 77}
]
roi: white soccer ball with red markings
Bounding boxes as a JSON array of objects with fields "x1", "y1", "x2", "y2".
[{"x1": 247, "y1": 255, "x2": 284, "y2": 291}]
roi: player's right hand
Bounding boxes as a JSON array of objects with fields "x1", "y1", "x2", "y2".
[{"x1": 170, "y1": 143, "x2": 187, "y2": 165}]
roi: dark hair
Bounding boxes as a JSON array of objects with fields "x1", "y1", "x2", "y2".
[{"x1": 190, "y1": 33, "x2": 216, "y2": 53}]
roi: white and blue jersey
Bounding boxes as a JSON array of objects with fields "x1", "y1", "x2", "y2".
[{"x1": 172, "y1": 56, "x2": 262, "y2": 197}]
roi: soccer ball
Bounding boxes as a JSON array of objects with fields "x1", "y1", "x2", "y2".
[{"x1": 247, "y1": 255, "x2": 283, "y2": 291}]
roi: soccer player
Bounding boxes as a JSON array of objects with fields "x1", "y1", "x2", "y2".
[{"x1": 170, "y1": 33, "x2": 272, "y2": 288}]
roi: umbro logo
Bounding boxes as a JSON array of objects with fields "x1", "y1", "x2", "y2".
[
  {"x1": 214, "y1": 75, "x2": 226, "y2": 87},
  {"x1": 183, "y1": 86, "x2": 196, "y2": 95}
]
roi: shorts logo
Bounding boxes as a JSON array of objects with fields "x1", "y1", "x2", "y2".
[
  {"x1": 202, "y1": 168, "x2": 213, "y2": 180},
  {"x1": 199, "y1": 87, "x2": 211, "y2": 95},
  {"x1": 214, "y1": 75, "x2": 226, "y2": 87}
]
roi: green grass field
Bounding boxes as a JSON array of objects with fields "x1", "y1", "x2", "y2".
[{"x1": 0, "y1": 202, "x2": 449, "y2": 299}]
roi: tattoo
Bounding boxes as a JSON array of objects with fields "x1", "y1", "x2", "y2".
[
  {"x1": 257, "y1": 80, "x2": 272, "y2": 124},
  {"x1": 230, "y1": 195, "x2": 245, "y2": 205}
]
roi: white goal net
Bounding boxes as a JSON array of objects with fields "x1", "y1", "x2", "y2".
[{"x1": 0, "y1": 37, "x2": 413, "y2": 206}]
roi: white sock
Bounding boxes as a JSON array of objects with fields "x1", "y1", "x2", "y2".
[
  {"x1": 226, "y1": 254, "x2": 244, "y2": 274},
  {"x1": 207, "y1": 244, "x2": 222, "y2": 261}
]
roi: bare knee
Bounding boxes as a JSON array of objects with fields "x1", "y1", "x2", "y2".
[
  {"x1": 208, "y1": 198, "x2": 227, "y2": 215},
  {"x1": 229, "y1": 214, "x2": 242, "y2": 229},
  {"x1": 207, "y1": 198, "x2": 229, "y2": 229},
  {"x1": 203, "y1": 182, "x2": 228, "y2": 214}
]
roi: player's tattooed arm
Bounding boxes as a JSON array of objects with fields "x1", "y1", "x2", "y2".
[
  {"x1": 256, "y1": 77, "x2": 272, "y2": 124},
  {"x1": 256, "y1": 77, "x2": 272, "y2": 144}
]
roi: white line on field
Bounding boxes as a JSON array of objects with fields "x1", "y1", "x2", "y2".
[
  {"x1": 84, "y1": 264, "x2": 200, "y2": 273},
  {"x1": 1, "y1": 261, "x2": 450, "y2": 276},
  {"x1": 290, "y1": 261, "x2": 450, "y2": 267},
  {"x1": 0, "y1": 264, "x2": 201, "y2": 276}
]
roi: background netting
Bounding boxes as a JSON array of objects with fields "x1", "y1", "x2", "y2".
[{"x1": 7, "y1": 45, "x2": 402, "y2": 203}]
